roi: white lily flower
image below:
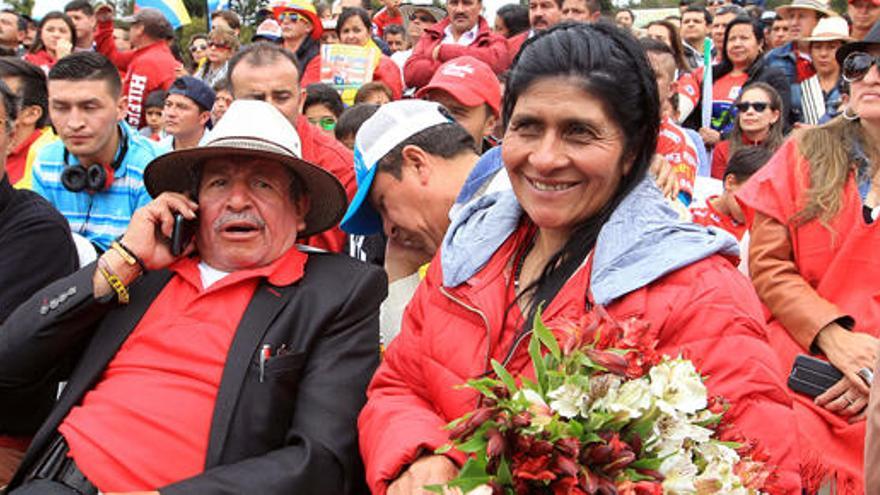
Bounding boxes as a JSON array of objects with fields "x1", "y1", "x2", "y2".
[
  {"x1": 660, "y1": 452, "x2": 699, "y2": 494},
  {"x1": 548, "y1": 382, "x2": 589, "y2": 419},
  {"x1": 649, "y1": 358, "x2": 707, "y2": 415}
]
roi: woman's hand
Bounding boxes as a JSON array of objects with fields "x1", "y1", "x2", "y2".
[
  {"x1": 815, "y1": 323, "x2": 879, "y2": 396},
  {"x1": 55, "y1": 39, "x2": 72, "y2": 59},
  {"x1": 698, "y1": 127, "x2": 721, "y2": 146},
  {"x1": 388, "y1": 455, "x2": 459, "y2": 495},
  {"x1": 119, "y1": 192, "x2": 199, "y2": 272},
  {"x1": 814, "y1": 376, "x2": 869, "y2": 423}
]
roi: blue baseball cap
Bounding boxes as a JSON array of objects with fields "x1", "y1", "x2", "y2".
[
  {"x1": 169, "y1": 76, "x2": 216, "y2": 115},
  {"x1": 340, "y1": 100, "x2": 452, "y2": 236}
]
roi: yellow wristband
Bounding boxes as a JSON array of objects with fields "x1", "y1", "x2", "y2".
[
  {"x1": 98, "y1": 259, "x2": 130, "y2": 304},
  {"x1": 111, "y1": 240, "x2": 146, "y2": 272}
]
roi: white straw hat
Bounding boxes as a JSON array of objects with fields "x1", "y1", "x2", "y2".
[{"x1": 144, "y1": 100, "x2": 347, "y2": 238}]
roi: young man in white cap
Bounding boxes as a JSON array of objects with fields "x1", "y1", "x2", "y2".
[
  {"x1": 764, "y1": 0, "x2": 837, "y2": 123},
  {"x1": 340, "y1": 99, "x2": 479, "y2": 345},
  {"x1": 0, "y1": 99, "x2": 385, "y2": 495}
]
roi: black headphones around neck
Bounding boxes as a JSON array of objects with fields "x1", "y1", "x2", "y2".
[{"x1": 61, "y1": 125, "x2": 129, "y2": 194}]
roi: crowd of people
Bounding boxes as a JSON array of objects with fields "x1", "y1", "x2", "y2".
[{"x1": 0, "y1": 0, "x2": 878, "y2": 492}]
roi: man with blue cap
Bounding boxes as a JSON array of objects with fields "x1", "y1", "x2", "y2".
[
  {"x1": 341, "y1": 99, "x2": 482, "y2": 345},
  {"x1": 160, "y1": 76, "x2": 215, "y2": 151}
]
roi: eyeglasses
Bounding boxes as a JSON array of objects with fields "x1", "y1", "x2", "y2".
[
  {"x1": 189, "y1": 44, "x2": 207, "y2": 52},
  {"x1": 843, "y1": 52, "x2": 880, "y2": 83},
  {"x1": 277, "y1": 11, "x2": 300, "y2": 22},
  {"x1": 208, "y1": 41, "x2": 230, "y2": 50},
  {"x1": 308, "y1": 116, "x2": 337, "y2": 131},
  {"x1": 409, "y1": 13, "x2": 434, "y2": 22},
  {"x1": 735, "y1": 101, "x2": 770, "y2": 113}
]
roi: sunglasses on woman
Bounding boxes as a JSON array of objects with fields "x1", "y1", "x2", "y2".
[
  {"x1": 308, "y1": 116, "x2": 337, "y2": 131},
  {"x1": 735, "y1": 101, "x2": 770, "y2": 113},
  {"x1": 208, "y1": 41, "x2": 230, "y2": 50},
  {"x1": 843, "y1": 52, "x2": 880, "y2": 83},
  {"x1": 190, "y1": 44, "x2": 207, "y2": 53}
]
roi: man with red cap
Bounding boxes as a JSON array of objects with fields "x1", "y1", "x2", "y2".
[{"x1": 416, "y1": 56, "x2": 501, "y2": 151}]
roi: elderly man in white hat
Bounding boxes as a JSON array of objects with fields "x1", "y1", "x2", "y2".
[
  {"x1": 765, "y1": 0, "x2": 839, "y2": 123},
  {"x1": 0, "y1": 100, "x2": 386, "y2": 495}
]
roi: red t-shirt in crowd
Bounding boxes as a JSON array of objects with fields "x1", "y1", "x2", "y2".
[
  {"x1": 691, "y1": 195, "x2": 747, "y2": 240},
  {"x1": 58, "y1": 247, "x2": 307, "y2": 492},
  {"x1": 373, "y1": 7, "x2": 404, "y2": 37},
  {"x1": 657, "y1": 117, "x2": 699, "y2": 202}
]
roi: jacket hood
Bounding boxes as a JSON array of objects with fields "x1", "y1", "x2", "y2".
[{"x1": 441, "y1": 175, "x2": 739, "y2": 306}]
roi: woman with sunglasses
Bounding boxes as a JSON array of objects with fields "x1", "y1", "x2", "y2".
[
  {"x1": 710, "y1": 82, "x2": 784, "y2": 178},
  {"x1": 736, "y1": 29, "x2": 880, "y2": 494},
  {"x1": 302, "y1": 7, "x2": 403, "y2": 101},
  {"x1": 24, "y1": 11, "x2": 76, "y2": 73},
  {"x1": 193, "y1": 27, "x2": 239, "y2": 87},
  {"x1": 679, "y1": 17, "x2": 791, "y2": 149},
  {"x1": 188, "y1": 34, "x2": 208, "y2": 72}
]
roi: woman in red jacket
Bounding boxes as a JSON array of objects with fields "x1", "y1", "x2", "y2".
[
  {"x1": 359, "y1": 23, "x2": 802, "y2": 495},
  {"x1": 737, "y1": 33, "x2": 880, "y2": 494},
  {"x1": 24, "y1": 12, "x2": 76, "y2": 73},
  {"x1": 301, "y1": 7, "x2": 402, "y2": 100}
]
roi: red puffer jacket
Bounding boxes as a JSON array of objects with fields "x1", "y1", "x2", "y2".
[
  {"x1": 359, "y1": 225, "x2": 802, "y2": 495},
  {"x1": 403, "y1": 17, "x2": 510, "y2": 89}
]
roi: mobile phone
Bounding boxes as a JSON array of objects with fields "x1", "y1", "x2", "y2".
[
  {"x1": 787, "y1": 354, "x2": 844, "y2": 398},
  {"x1": 171, "y1": 213, "x2": 197, "y2": 257}
]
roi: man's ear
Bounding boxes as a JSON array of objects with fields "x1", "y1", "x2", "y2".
[
  {"x1": 401, "y1": 144, "x2": 432, "y2": 185},
  {"x1": 296, "y1": 86, "x2": 306, "y2": 114},
  {"x1": 294, "y1": 194, "x2": 310, "y2": 233},
  {"x1": 117, "y1": 95, "x2": 128, "y2": 122},
  {"x1": 482, "y1": 113, "x2": 497, "y2": 139},
  {"x1": 198, "y1": 110, "x2": 211, "y2": 129}
]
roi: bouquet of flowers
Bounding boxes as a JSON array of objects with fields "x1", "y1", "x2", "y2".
[{"x1": 428, "y1": 307, "x2": 778, "y2": 495}]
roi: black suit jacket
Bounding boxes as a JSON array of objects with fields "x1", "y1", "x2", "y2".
[{"x1": 0, "y1": 249, "x2": 387, "y2": 495}]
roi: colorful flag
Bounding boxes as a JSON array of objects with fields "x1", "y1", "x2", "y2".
[{"x1": 136, "y1": 0, "x2": 191, "y2": 28}]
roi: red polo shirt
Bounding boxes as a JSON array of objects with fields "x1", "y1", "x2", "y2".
[{"x1": 58, "y1": 247, "x2": 307, "y2": 492}]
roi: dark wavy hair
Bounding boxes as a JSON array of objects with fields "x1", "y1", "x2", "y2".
[{"x1": 503, "y1": 21, "x2": 660, "y2": 326}]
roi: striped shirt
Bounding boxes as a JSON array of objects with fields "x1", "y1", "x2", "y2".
[{"x1": 32, "y1": 122, "x2": 160, "y2": 252}]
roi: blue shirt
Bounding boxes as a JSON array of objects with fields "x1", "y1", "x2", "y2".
[
  {"x1": 764, "y1": 42, "x2": 803, "y2": 123},
  {"x1": 32, "y1": 122, "x2": 160, "y2": 251}
]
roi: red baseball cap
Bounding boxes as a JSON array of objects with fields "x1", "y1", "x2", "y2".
[
  {"x1": 416, "y1": 56, "x2": 501, "y2": 118},
  {"x1": 850, "y1": 0, "x2": 880, "y2": 5}
]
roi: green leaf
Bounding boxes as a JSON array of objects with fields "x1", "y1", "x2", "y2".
[
  {"x1": 497, "y1": 457, "x2": 513, "y2": 484},
  {"x1": 464, "y1": 377, "x2": 502, "y2": 398},
  {"x1": 529, "y1": 334, "x2": 547, "y2": 395},
  {"x1": 446, "y1": 457, "x2": 492, "y2": 493},
  {"x1": 434, "y1": 444, "x2": 453, "y2": 455},
  {"x1": 491, "y1": 359, "x2": 518, "y2": 396},
  {"x1": 533, "y1": 306, "x2": 561, "y2": 361},
  {"x1": 457, "y1": 433, "x2": 489, "y2": 453},
  {"x1": 630, "y1": 456, "x2": 665, "y2": 470},
  {"x1": 423, "y1": 485, "x2": 445, "y2": 494}
]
